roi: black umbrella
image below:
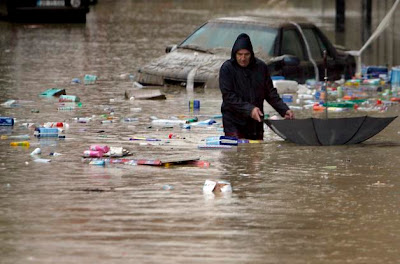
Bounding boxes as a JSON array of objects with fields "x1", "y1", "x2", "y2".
[
  {"x1": 265, "y1": 50, "x2": 397, "y2": 146},
  {"x1": 265, "y1": 116, "x2": 397, "y2": 145}
]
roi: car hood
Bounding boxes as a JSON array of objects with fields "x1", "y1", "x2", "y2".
[
  {"x1": 137, "y1": 48, "x2": 275, "y2": 87},
  {"x1": 138, "y1": 49, "x2": 228, "y2": 83}
]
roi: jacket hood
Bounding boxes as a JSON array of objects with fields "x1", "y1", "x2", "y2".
[{"x1": 231, "y1": 33, "x2": 256, "y2": 66}]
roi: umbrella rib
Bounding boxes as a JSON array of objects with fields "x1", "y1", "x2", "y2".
[
  {"x1": 311, "y1": 118, "x2": 323, "y2": 145},
  {"x1": 344, "y1": 115, "x2": 367, "y2": 144}
]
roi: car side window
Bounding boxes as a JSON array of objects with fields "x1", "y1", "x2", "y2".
[
  {"x1": 281, "y1": 29, "x2": 305, "y2": 60},
  {"x1": 302, "y1": 28, "x2": 323, "y2": 60}
]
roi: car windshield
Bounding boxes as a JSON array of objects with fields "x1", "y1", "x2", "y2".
[{"x1": 179, "y1": 22, "x2": 278, "y2": 56}]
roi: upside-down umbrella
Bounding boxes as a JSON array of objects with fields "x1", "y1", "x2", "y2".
[
  {"x1": 265, "y1": 116, "x2": 397, "y2": 146},
  {"x1": 265, "y1": 51, "x2": 397, "y2": 146}
]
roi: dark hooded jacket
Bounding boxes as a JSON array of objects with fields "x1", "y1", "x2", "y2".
[{"x1": 219, "y1": 33, "x2": 289, "y2": 139}]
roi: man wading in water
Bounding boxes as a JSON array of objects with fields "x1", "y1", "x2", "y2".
[{"x1": 219, "y1": 33, "x2": 294, "y2": 140}]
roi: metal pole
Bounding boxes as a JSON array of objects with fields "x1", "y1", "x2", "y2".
[
  {"x1": 323, "y1": 50, "x2": 328, "y2": 119},
  {"x1": 335, "y1": 0, "x2": 345, "y2": 32}
]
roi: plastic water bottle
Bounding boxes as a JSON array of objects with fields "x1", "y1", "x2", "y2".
[
  {"x1": 151, "y1": 119, "x2": 187, "y2": 127},
  {"x1": 34, "y1": 127, "x2": 59, "y2": 138},
  {"x1": 0, "y1": 117, "x2": 14, "y2": 126}
]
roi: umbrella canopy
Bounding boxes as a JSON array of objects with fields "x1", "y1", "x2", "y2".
[{"x1": 265, "y1": 116, "x2": 397, "y2": 146}]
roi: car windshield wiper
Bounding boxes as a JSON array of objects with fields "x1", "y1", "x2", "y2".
[{"x1": 179, "y1": 45, "x2": 213, "y2": 54}]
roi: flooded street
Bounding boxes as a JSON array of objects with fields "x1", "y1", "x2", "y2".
[{"x1": 1, "y1": 0, "x2": 400, "y2": 263}]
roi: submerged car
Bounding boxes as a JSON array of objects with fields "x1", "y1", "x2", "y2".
[
  {"x1": 0, "y1": 0, "x2": 89, "y2": 23},
  {"x1": 136, "y1": 16, "x2": 356, "y2": 88}
]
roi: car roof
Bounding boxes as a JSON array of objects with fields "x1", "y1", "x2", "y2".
[{"x1": 209, "y1": 16, "x2": 314, "y2": 29}]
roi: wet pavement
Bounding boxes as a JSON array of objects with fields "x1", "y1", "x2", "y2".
[{"x1": 1, "y1": 1, "x2": 400, "y2": 263}]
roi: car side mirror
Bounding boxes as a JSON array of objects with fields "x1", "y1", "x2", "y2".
[
  {"x1": 282, "y1": 55, "x2": 300, "y2": 66},
  {"x1": 165, "y1": 45, "x2": 177, "y2": 53}
]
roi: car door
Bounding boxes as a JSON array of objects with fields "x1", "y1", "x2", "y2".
[
  {"x1": 301, "y1": 27, "x2": 341, "y2": 81},
  {"x1": 279, "y1": 28, "x2": 313, "y2": 83}
]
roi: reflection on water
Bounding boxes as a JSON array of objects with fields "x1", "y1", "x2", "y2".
[{"x1": 0, "y1": 0, "x2": 400, "y2": 263}]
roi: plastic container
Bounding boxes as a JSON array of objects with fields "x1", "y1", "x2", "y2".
[
  {"x1": 34, "y1": 127, "x2": 59, "y2": 138},
  {"x1": 10, "y1": 141, "x2": 30, "y2": 147},
  {"x1": 89, "y1": 145, "x2": 110, "y2": 153},
  {"x1": 0, "y1": 117, "x2": 14, "y2": 126}
]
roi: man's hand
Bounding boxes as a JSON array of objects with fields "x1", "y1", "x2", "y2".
[
  {"x1": 251, "y1": 107, "x2": 263, "y2": 122},
  {"x1": 284, "y1": 109, "x2": 294, "y2": 120}
]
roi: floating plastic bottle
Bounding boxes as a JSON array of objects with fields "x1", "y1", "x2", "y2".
[
  {"x1": 75, "y1": 117, "x2": 91, "y2": 123},
  {"x1": 83, "y1": 150, "x2": 104, "y2": 158},
  {"x1": 89, "y1": 160, "x2": 106, "y2": 166},
  {"x1": 0, "y1": 117, "x2": 14, "y2": 126},
  {"x1": 1, "y1": 134, "x2": 30, "y2": 140},
  {"x1": 57, "y1": 106, "x2": 76, "y2": 111},
  {"x1": 190, "y1": 119, "x2": 216, "y2": 126},
  {"x1": 43, "y1": 122, "x2": 67, "y2": 128},
  {"x1": 59, "y1": 95, "x2": 80, "y2": 102},
  {"x1": 151, "y1": 119, "x2": 187, "y2": 127},
  {"x1": 10, "y1": 141, "x2": 30, "y2": 147},
  {"x1": 30, "y1": 148, "x2": 41, "y2": 155},
  {"x1": 34, "y1": 127, "x2": 59, "y2": 138},
  {"x1": 186, "y1": 117, "x2": 198, "y2": 123},
  {"x1": 123, "y1": 117, "x2": 139, "y2": 122},
  {"x1": 205, "y1": 136, "x2": 238, "y2": 146}
]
